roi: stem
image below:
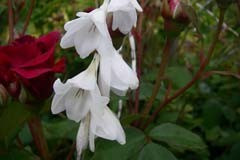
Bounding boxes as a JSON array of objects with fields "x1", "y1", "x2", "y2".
[
  {"x1": 134, "y1": 0, "x2": 145, "y2": 114},
  {"x1": 8, "y1": 0, "x2": 14, "y2": 43},
  {"x1": 142, "y1": 9, "x2": 225, "y2": 129},
  {"x1": 67, "y1": 142, "x2": 76, "y2": 160},
  {"x1": 22, "y1": 0, "x2": 36, "y2": 35},
  {"x1": 28, "y1": 115, "x2": 50, "y2": 160},
  {"x1": 16, "y1": 135, "x2": 24, "y2": 149},
  {"x1": 141, "y1": 37, "x2": 174, "y2": 116}
]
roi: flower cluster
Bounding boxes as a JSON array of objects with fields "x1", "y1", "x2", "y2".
[
  {"x1": 0, "y1": 32, "x2": 65, "y2": 101},
  {"x1": 51, "y1": 0, "x2": 142, "y2": 159}
]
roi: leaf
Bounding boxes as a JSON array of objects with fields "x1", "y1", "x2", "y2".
[
  {"x1": 157, "y1": 111, "x2": 179, "y2": 124},
  {"x1": 138, "y1": 143, "x2": 178, "y2": 160},
  {"x1": 166, "y1": 67, "x2": 192, "y2": 88},
  {"x1": 228, "y1": 142, "x2": 240, "y2": 160},
  {"x1": 0, "y1": 148, "x2": 40, "y2": 160},
  {"x1": 202, "y1": 99, "x2": 223, "y2": 129},
  {"x1": 43, "y1": 119, "x2": 79, "y2": 140},
  {"x1": 0, "y1": 102, "x2": 32, "y2": 148},
  {"x1": 91, "y1": 127, "x2": 146, "y2": 160},
  {"x1": 121, "y1": 114, "x2": 148, "y2": 126},
  {"x1": 149, "y1": 123, "x2": 207, "y2": 154},
  {"x1": 140, "y1": 82, "x2": 165, "y2": 100}
]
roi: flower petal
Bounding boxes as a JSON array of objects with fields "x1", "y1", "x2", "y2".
[
  {"x1": 131, "y1": 0, "x2": 143, "y2": 12},
  {"x1": 90, "y1": 84, "x2": 110, "y2": 117},
  {"x1": 68, "y1": 54, "x2": 99, "y2": 90},
  {"x1": 76, "y1": 12, "x2": 89, "y2": 17},
  {"x1": 89, "y1": 123, "x2": 96, "y2": 152},
  {"x1": 73, "y1": 26, "x2": 100, "y2": 59},
  {"x1": 98, "y1": 55, "x2": 112, "y2": 97},
  {"x1": 65, "y1": 88, "x2": 91, "y2": 122},
  {"x1": 91, "y1": 107, "x2": 126, "y2": 145},
  {"x1": 111, "y1": 51, "x2": 139, "y2": 91},
  {"x1": 51, "y1": 79, "x2": 71, "y2": 114},
  {"x1": 12, "y1": 68, "x2": 53, "y2": 79},
  {"x1": 60, "y1": 18, "x2": 90, "y2": 49},
  {"x1": 37, "y1": 31, "x2": 60, "y2": 51},
  {"x1": 108, "y1": 0, "x2": 129, "y2": 12},
  {"x1": 112, "y1": 9, "x2": 137, "y2": 34},
  {"x1": 76, "y1": 115, "x2": 90, "y2": 159},
  {"x1": 90, "y1": 8, "x2": 111, "y2": 41}
]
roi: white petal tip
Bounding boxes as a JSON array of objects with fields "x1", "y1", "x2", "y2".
[{"x1": 137, "y1": 8, "x2": 143, "y2": 12}]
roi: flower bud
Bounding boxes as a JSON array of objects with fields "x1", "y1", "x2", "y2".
[
  {"x1": 161, "y1": 0, "x2": 190, "y2": 23},
  {"x1": 0, "y1": 84, "x2": 8, "y2": 105},
  {"x1": 19, "y1": 87, "x2": 27, "y2": 103},
  {"x1": 8, "y1": 81, "x2": 21, "y2": 98},
  {"x1": 161, "y1": 0, "x2": 191, "y2": 37}
]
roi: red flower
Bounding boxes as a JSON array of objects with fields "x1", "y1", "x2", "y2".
[{"x1": 0, "y1": 32, "x2": 65, "y2": 100}]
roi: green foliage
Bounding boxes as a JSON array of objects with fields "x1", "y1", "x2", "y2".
[
  {"x1": 138, "y1": 143, "x2": 178, "y2": 160},
  {"x1": 0, "y1": 148, "x2": 40, "y2": 160},
  {"x1": 150, "y1": 123, "x2": 208, "y2": 154},
  {"x1": 0, "y1": 102, "x2": 32, "y2": 148},
  {"x1": 91, "y1": 127, "x2": 146, "y2": 160}
]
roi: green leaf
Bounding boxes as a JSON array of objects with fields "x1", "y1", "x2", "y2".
[
  {"x1": 43, "y1": 119, "x2": 79, "y2": 140},
  {"x1": 228, "y1": 142, "x2": 240, "y2": 160},
  {"x1": 0, "y1": 148, "x2": 40, "y2": 160},
  {"x1": 0, "y1": 102, "x2": 32, "y2": 147},
  {"x1": 91, "y1": 127, "x2": 146, "y2": 160},
  {"x1": 202, "y1": 99, "x2": 223, "y2": 129},
  {"x1": 149, "y1": 123, "x2": 207, "y2": 154},
  {"x1": 140, "y1": 82, "x2": 164, "y2": 100},
  {"x1": 121, "y1": 114, "x2": 148, "y2": 126},
  {"x1": 138, "y1": 143, "x2": 178, "y2": 160},
  {"x1": 166, "y1": 67, "x2": 192, "y2": 88}
]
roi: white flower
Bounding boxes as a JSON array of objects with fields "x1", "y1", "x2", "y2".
[
  {"x1": 108, "y1": 0, "x2": 143, "y2": 34},
  {"x1": 77, "y1": 107, "x2": 126, "y2": 160},
  {"x1": 60, "y1": 2, "x2": 111, "y2": 59},
  {"x1": 51, "y1": 54, "x2": 102, "y2": 122},
  {"x1": 98, "y1": 45, "x2": 139, "y2": 97},
  {"x1": 51, "y1": 54, "x2": 125, "y2": 159}
]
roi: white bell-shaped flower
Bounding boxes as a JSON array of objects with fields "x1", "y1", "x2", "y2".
[
  {"x1": 51, "y1": 54, "x2": 126, "y2": 159},
  {"x1": 51, "y1": 54, "x2": 103, "y2": 122},
  {"x1": 77, "y1": 106, "x2": 126, "y2": 160},
  {"x1": 108, "y1": 0, "x2": 143, "y2": 34},
  {"x1": 60, "y1": 1, "x2": 111, "y2": 59},
  {"x1": 98, "y1": 45, "x2": 139, "y2": 97}
]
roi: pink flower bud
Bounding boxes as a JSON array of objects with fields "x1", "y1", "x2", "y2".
[{"x1": 161, "y1": 0, "x2": 189, "y2": 23}]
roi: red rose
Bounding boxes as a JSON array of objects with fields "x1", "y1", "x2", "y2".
[{"x1": 0, "y1": 32, "x2": 65, "y2": 100}]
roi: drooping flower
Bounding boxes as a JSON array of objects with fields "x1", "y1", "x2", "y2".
[
  {"x1": 0, "y1": 32, "x2": 65, "y2": 99},
  {"x1": 51, "y1": 54, "x2": 126, "y2": 158},
  {"x1": 108, "y1": 0, "x2": 143, "y2": 34},
  {"x1": 60, "y1": 1, "x2": 112, "y2": 59},
  {"x1": 98, "y1": 45, "x2": 139, "y2": 97},
  {"x1": 76, "y1": 105, "x2": 125, "y2": 159}
]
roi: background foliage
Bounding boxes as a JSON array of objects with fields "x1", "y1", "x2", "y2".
[{"x1": 0, "y1": 0, "x2": 240, "y2": 160}]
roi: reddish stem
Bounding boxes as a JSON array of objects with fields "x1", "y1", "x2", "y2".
[
  {"x1": 67, "y1": 142, "x2": 76, "y2": 160},
  {"x1": 28, "y1": 116, "x2": 50, "y2": 160},
  {"x1": 134, "y1": 0, "x2": 145, "y2": 114},
  {"x1": 142, "y1": 9, "x2": 225, "y2": 129},
  {"x1": 22, "y1": 0, "x2": 36, "y2": 35},
  {"x1": 7, "y1": 0, "x2": 14, "y2": 43},
  {"x1": 141, "y1": 37, "x2": 174, "y2": 117}
]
